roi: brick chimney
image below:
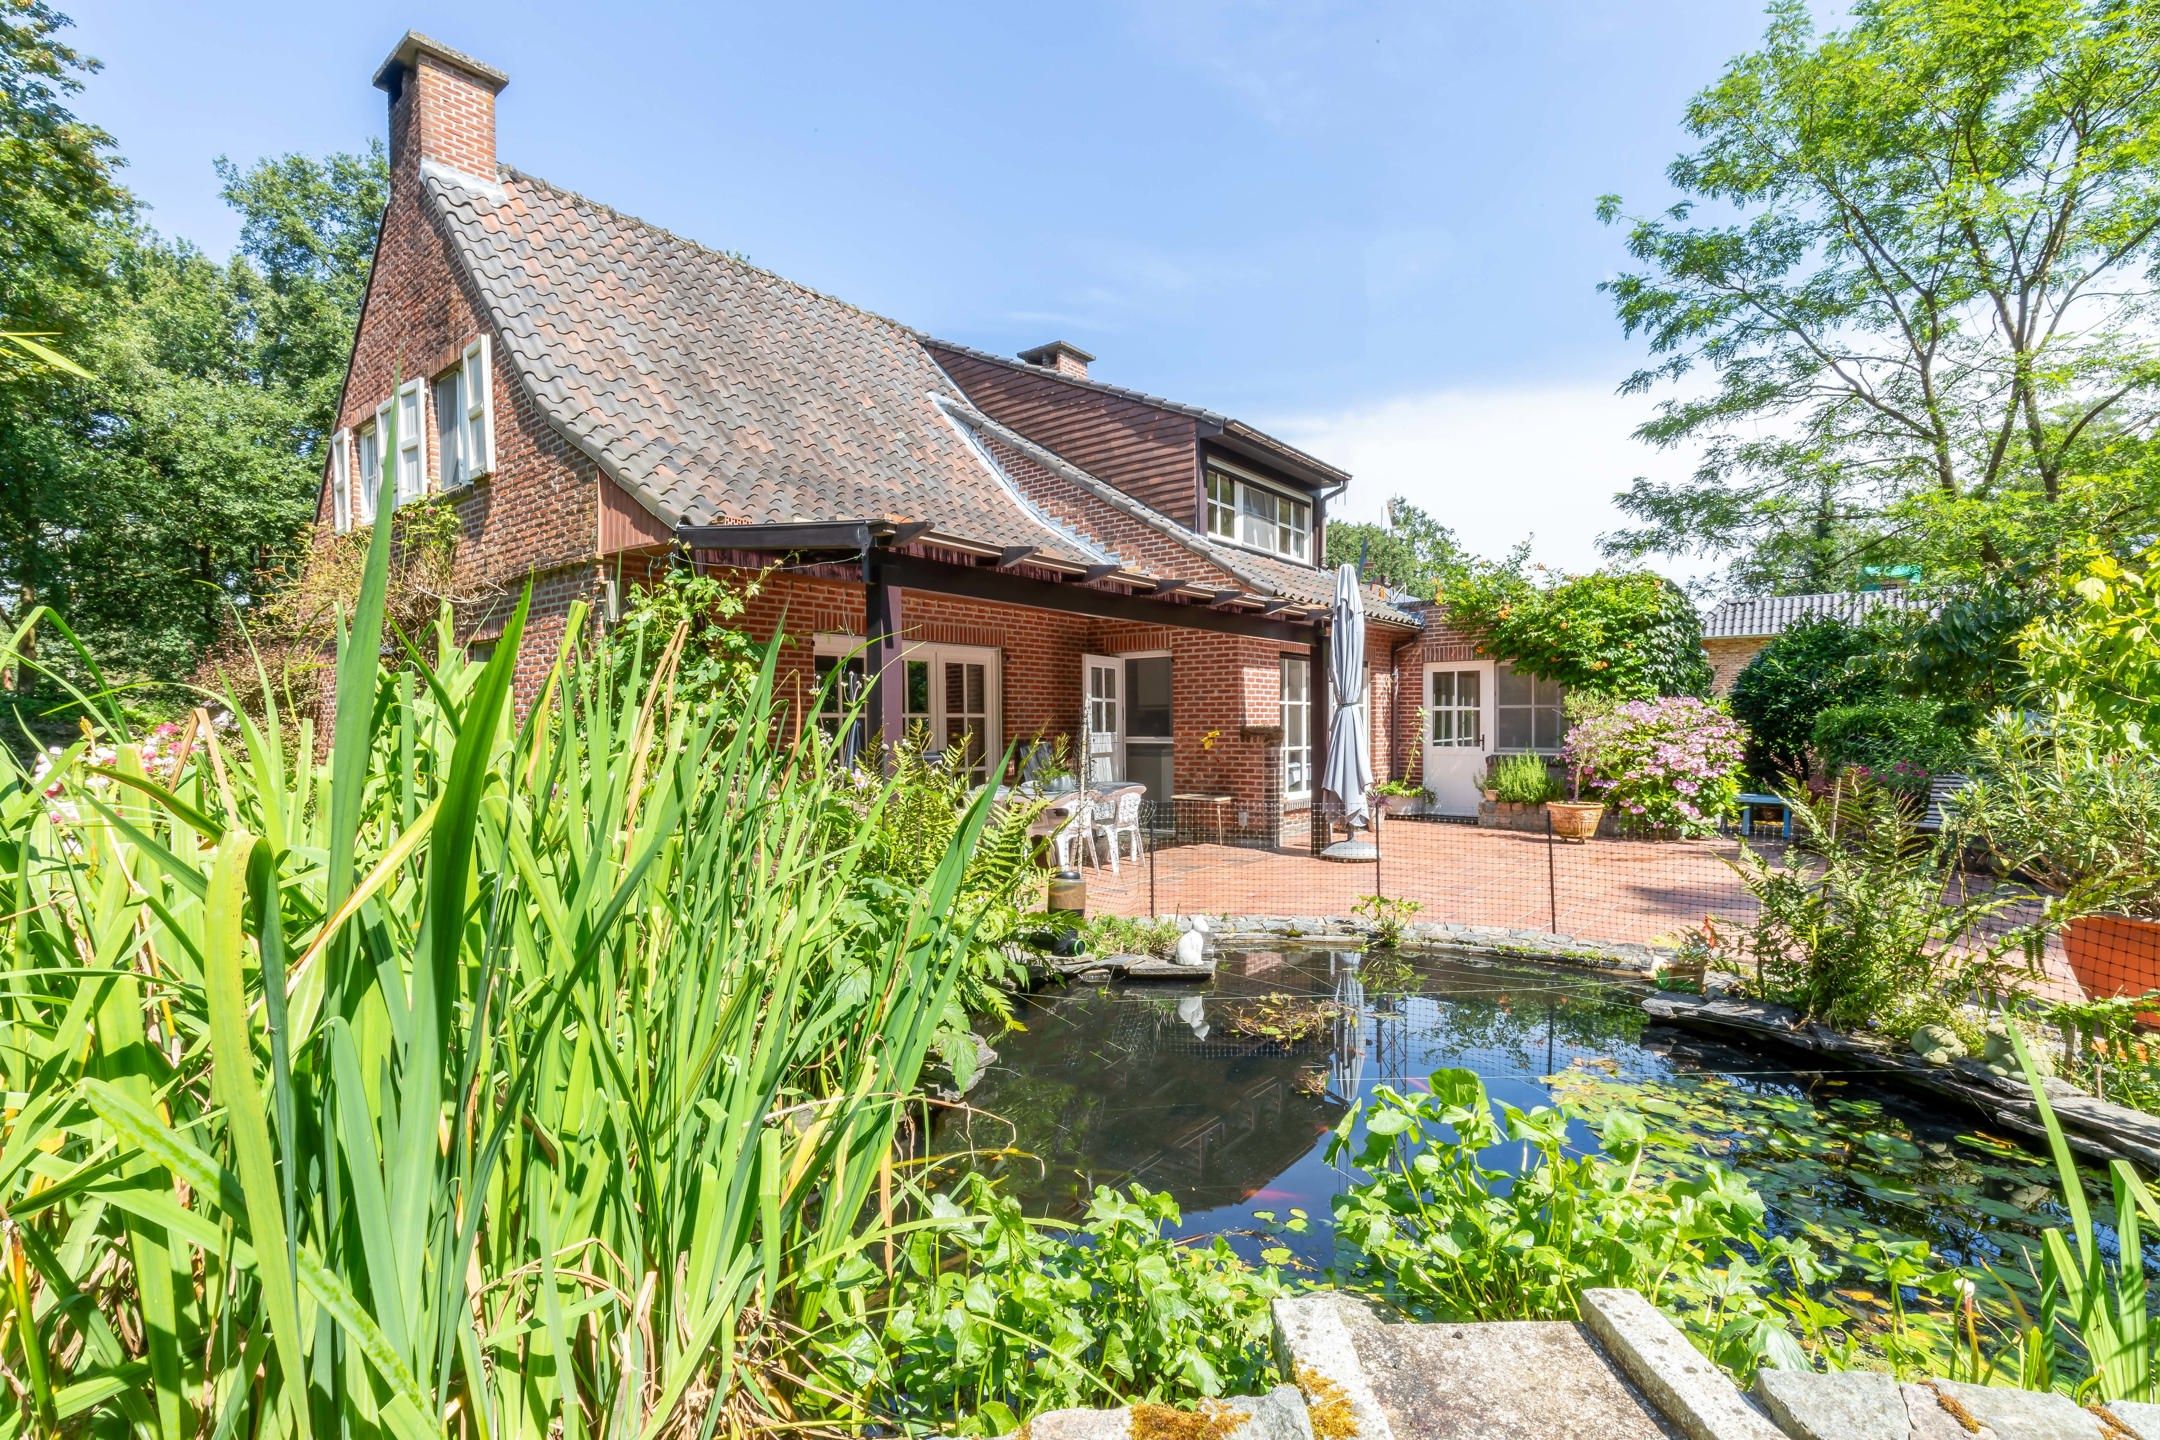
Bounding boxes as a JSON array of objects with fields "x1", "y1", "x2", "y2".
[
  {"x1": 1017, "y1": 340, "x2": 1095, "y2": 381},
  {"x1": 373, "y1": 32, "x2": 508, "y2": 188}
]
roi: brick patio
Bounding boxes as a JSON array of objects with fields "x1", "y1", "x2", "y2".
[{"x1": 1082, "y1": 817, "x2": 2081, "y2": 1002}]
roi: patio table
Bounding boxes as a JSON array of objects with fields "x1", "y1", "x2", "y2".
[{"x1": 1172, "y1": 792, "x2": 1234, "y2": 845}]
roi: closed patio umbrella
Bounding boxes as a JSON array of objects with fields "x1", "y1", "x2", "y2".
[{"x1": 1321, "y1": 563, "x2": 1376, "y2": 861}]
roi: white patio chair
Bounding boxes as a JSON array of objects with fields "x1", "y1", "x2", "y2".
[
  {"x1": 1050, "y1": 800, "x2": 1097, "y2": 870},
  {"x1": 1095, "y1": 787, "x2": 1145, "y2": 873}
]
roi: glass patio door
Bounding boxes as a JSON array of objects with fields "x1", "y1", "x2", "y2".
[{"x1": 901, "y1": 644, "x2": 1000, "y2": 782}]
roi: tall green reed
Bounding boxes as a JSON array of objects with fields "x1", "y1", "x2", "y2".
[{"x1": 2, "y1": 491, "x2": 995, "y2": 1436}]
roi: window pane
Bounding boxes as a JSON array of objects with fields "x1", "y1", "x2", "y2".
[
  {"x1": 432, "y1": 374, "x2": 461, "y2": 487},
  {"x1": 1496, "y1": 664, "x2": 1533, "y2": 707},
  {"x1": 1496, "y1": 708, "x2": 1533, "y2": 751},
  {"x1": 1126, "y1": 656, "x2": 1172, "y2": 738},
  {"x1": 1456, "y1": 669, "x2": 1481, "y2": 709},
  {"x1": 904, "y1": 659, "x2": 930, "y2": 720},
  {"x1": 1534, "y1": 703, "x2": 1564, "y2": 751},
  {"x1": 1429, "y1": 671, "x2": 1453, "y2": 709}
]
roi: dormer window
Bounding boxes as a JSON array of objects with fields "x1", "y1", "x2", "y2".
[{"x1": 1205, "y1": 463, "x2": 1311, "y2": 561}]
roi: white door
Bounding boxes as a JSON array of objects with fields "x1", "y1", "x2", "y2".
[
  {"x1": 1082, "y1": 654, "x2": 1123, "y2": 787},
  {"x1": 1422, "y1": 662, "x2": 1492, "y2": 815},
  {"x1": 900, "y1": 644, "x2": 1000, "y2": 782}
]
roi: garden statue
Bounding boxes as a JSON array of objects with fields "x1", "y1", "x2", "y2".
[
  {"x1": 1175, "y1": 914, "x2": 1211, "y2": 967},
  {"x1": 1909, "y1": 1024, "x2": 1965, "y2": 1065}
]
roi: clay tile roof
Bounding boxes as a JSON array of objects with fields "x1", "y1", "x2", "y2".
[
  {"x1": 424, "y1": 165, "x2": 1101, "y2": 565},
  {"x1": 1700, "y1": 589, "x2": 1924, "y2": 640}
]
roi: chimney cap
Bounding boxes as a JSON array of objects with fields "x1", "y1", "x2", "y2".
[
  {"x1": 1017, "y1": 339, "x2": 1096, "y2": 369},
  {"x1": 373, "y1": 31, "x2": 509, "y2": 97}
]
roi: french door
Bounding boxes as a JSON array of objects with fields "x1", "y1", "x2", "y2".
[
  {"x1": 1082, "y1": 654, "x2": 1123, "y2": 788},
  {"x1": 901, "y1": 643, "x2": 1000, "y2": 781}
]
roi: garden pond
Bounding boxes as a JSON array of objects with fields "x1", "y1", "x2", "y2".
[{"x1": 947, "y1": 944, "x2": 2147, "y2": 1327}]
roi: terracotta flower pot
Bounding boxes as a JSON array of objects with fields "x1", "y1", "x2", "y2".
[
  {"x1": 2063, "y1": 914, "x2": 2160, "y2": 1012},
  {"x1": 1546, "y1": 800, "x2": 1604, "y2": 841}
]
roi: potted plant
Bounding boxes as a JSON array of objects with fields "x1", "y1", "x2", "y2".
[
  {"x1": 1372, "y1": 776, "x2": 1430, "y2": 816},
  {"x1": 1554, "y1": 696, "x2": 1746, "y2": 841},
  {"x1": 1955, "y1": 709, "x2": 2160, "y2": 1002}
]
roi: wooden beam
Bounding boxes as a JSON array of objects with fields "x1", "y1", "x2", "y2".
[
  {"x1": 1083, "y1": 562, "x2": 1122, "y2": 581},
  {"x1": 996, "y1": 545, "x2": 1040, "y2": 568},
  {"x1": 881, "y1": 555, "x2": 1315, "y2": 643},
  {"x1": 889, "y1": 521, "x2": 934, "y2": 546},
  {"x1": 1153, "y1": 578, "x2": 1196, "y2": 598}
]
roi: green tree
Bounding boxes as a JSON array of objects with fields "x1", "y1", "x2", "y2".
[
  {"x1": 1438, "y1": 564, "x2": 1713, "y2": 700},
  {"x1": 2020, "y1": 544, "x2": 2160, "y2": 743},
  {"x1": 1601, "y1": 0, "x2": 2160, "y2": 585},
  {"x1": 1324, "y1": 495, "x2": 1467, "y2": 596},
  {"x1": 0, "y1": 1, "x2": 386, "y2": 704},
  {"x1": 1729, "y1": 616, "x2": 1898, "y2": 782}
]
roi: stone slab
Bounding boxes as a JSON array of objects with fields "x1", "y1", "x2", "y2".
[
  {"x1": 1753, "y1": 1369, "x2": 1906, "y2": 1440},
  {"x1": 1928, "y1": 1378, "x2": 2108, "y2": 1439},
  {"x1": 2109, "y1": 1400, "x2": 2160, "y2": 1439},
  {"x1": 1342, "y1": 1310, "x2": 1682, "y2": 1440},
  {"x1": 1125, "y1": 955, "x2": 1217, "y2": 980},
  {"x1": 1580, "y1": 1289, "x2": 1784, "y2": 1440},
  {"x1": 1271, "y1": 1294, "x2": 1396, "y2": 1440}
]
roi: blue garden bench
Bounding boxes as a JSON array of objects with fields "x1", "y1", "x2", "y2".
[{"x1": 1733, "y1": 792, "x2": 1793, "y2": 841}]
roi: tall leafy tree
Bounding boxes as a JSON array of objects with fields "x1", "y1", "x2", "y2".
[
  {"x1": 1324, "y1": 496, "x2": 1468, "y2": 596},
  {"x1": 1601, "y1": 0, "x2": 2160, "y2": 589},
  {"x1": 0, "y1": 0, "x2": 385, "y2": 701}
]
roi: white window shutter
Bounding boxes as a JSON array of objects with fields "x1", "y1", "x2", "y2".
[
  {"x1": 331, "y1": 428, "x2": 352, "y2": 533},
  {"x1": 462, "y1": 336, "x2": 495, "y2": 479}
]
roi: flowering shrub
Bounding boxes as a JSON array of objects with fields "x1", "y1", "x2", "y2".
[{"x1": 1561, "y1": 697, "x2": 1745, "y2": 836}]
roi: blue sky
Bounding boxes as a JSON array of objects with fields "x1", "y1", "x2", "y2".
[{"x1": 68, "y1": 2, "x2": 1781, "y2": 578}]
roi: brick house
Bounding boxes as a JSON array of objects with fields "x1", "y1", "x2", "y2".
[{"x1": 324, "y1": 32, "x2": 1472, "y2": 842}]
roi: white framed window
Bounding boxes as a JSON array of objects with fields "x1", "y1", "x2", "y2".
[
  {"x1": 1281, "y1": 655, "x2": 1312, "y2": 797},
  {"x1": 1494, "y1": 663, "x2": 1566, "y2": 752},
  {"x1": 355, "y1": 423, "x2": 380, "y2": 525},
  {"x1": 811, "y1": 634, "x2": 868, "y2": 743},
  {"x1": 1204, "y1": 462, "x2": 1312, "y2": 561},
  {"x1": 330, "y1": 428, "x2": 353, "y2": 532},
  {"x1": 393, "y1": 379, "x2": 425, "y2": 505},
  {"x1": 461, "y1": 336, "x2": 495, "y2": 480},
  {"x1": 1429, "y1": 668, "x2": 1483, "y2": 747}
]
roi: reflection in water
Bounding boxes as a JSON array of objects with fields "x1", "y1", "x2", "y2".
[{"x1": 949, "y1": 945, "x2": 2100, "y2": 1281}]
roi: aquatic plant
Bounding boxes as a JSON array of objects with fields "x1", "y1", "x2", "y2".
[
  {"x1": 0, "y1": 500, "x2": 998, "y2": 1434},
  {"x1": 1228, "y1": 993, "x2": 1351, "y2": 1046},
  {"x1": 1087, "y1": 913, "x2": 1183, "y2": 960},
  {"x1": 826, "y1": 1177, "x2": 1283, "y2": 1436},
  {"x1": 1352, "y1": 893, "x2": 1422, "y2": 949},
  {"x1": 2002, "y1": 1031, "x2": 2160, "y2": 1403},
  {"x1": 1328, "y1": 1067, "x2": 1821, "y2": 1382}
]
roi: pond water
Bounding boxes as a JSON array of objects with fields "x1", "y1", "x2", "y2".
[{"x1": 948, "y1": 944, "x2": 2133, "y2": 1315}]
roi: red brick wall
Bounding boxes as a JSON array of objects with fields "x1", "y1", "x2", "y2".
[
  {"x1": 678, "y1": 566, "x2": 1317, "y2": 832},
  {"x1": 316, "y1": 62, "x2": 611, "y2": 709}
]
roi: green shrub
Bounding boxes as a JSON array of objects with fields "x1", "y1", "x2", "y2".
[
  {"x1": 838, "y1": 1178, "x2": 1283, "y2": 1435},
  {"x1": 1954, "y1": 707, "x2": 2160, "y2": 922},
  {"x1": 1810, "y1": 697, "x2": 1971, "y2": 791},
  {"x1": 1488, "y1": 752, "x2": 1557, "y2": 804},
  {"x1": 1730, "y1": 615, "x2": 1896, "y2": 782},
  {"x1": 1718, "y1": 778, "x2": 2043, "y2": 1038},
  {"x1": 1353, "y1": 893, "x2": 1423, "y2": 949}
]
